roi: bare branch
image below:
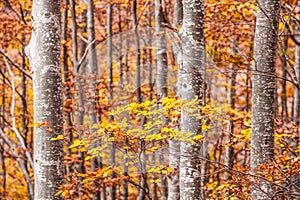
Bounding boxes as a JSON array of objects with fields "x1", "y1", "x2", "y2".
[{"x1": 0, "y1": 49, "x2": 32, "y2": 79}]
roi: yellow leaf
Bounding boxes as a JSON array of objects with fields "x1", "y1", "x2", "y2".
[
  {"x1": 55, "y1": 191, "x2": 62, "y2": 196},
  {"x1": 243, "y1": 120, "x2": 251, "y2": 127},
  {"x1": 193, "y1": 134, "x2": 204, "y2": 141},
  {"x1": 85, "y1": 155, "x2": 93, "y2": 161},
  {"x1": 50, "y1": 134, "x2": 64, "y2": 141},
  {"x1": 69, "y1": 139, "x2": 83, "y2": 149},
  {"x1": 150, "y1": 179, "x2": 160, "y2": 183},
  {"x1": 202, "y1": 124, "x2": 210, "y2": 131},
  {"x1": 30, "y1": 122, "x2": 50, "y2": 127},
  {"x1": 240, "y1": 128, "x2": 251, "y2": 140}
]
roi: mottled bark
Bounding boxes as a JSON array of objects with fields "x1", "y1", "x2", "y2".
[
  {"x1": 155, "y1": 0, "x2": 168, "y2": 98},
  {"x1": 179, "y1": 1, "x2": 205, "y2": 200},
  {"x1": 250, "y1": 0, "x2": 280, "y2": 199},
  {"x1": 169, "y1": 1, "x2": 182, "y2": 200},
  {"x1": 25, "y1": 1, "x2": 64, "y2": 199},
  {"x1": 155, "y1": 0, "x2": 168, "y2": 199}
]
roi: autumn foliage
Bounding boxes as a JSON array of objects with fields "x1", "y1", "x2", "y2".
[{"x1": 0, "y1": 0, "x2": 300, "y2": 199}]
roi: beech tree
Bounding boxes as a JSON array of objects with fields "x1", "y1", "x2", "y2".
[
  {"x1": 169, "y1": 1, "x2": 182, "y2": 199},
  {"x1": 154, "y1": 0, "x2": 168, "y2": 199},
  {"x1": 250, "y1": 0, "x2": 280, "y2": 199},
  {"x1": 178, "y1": 0, "x2": 205, "y2": 199},
  {"x1": 25, "y1": 0, "x2": 64, "y2": 199}
]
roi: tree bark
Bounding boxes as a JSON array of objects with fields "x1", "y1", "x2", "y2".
[
  {"x1": 280, "y1": 30, "x2": 288, "y2": 122},
  {"x1": 169, "y1": 1, "x2": 182, "y2": 200},
  {"x1": 107, "y1": 3, "x2": 116, "y2": 200},
  {"x1": 224, "y1": 44, "x2": 237, "y2": 181},
  {"x1": 62, "y1": 0, "x2": 74, "y2": 175},
  {"x1": 71, "y1": 0, "x2": 87, "y2": 177},
  {"x1": 25, "y1": 1, "x2": 64, "y2": 199},
  {"x1": 179, "y1": 1, "x2": 205, "y2": 199},
  {"x1": 250, "y1": 0, "x2": 280, "y2": 199},
  {"x1": 132, "y1": 1, "x2": 147, "y2": 199},
  {"x1": 86, "y1": 0, "x2": 104, "y2": 199},
  {"x1": 293, "y1": 0, "x2": 300, "y2": 138},
  {"x1": 155, "y1": 0, "x2": 168, "y2": 199}
]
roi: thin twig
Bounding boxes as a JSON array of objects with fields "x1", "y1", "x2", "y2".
[
  {"x1": 76, "y1": 39, "x2": 96, "y2": 72},
  {"x1": 0, "y1": 49, "x2": 32, "y2": 79},
  {"x1": 4, "y1": 58, "x2": 34, "y2": 169}
]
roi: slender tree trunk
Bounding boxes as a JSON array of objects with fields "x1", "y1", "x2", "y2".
[
  {"x1": 132, "y1": 1, "x2": 148, "y2": 199},
  {"x1": 169, "y1": 1, "x2": 182, "y2": 199},
  {"x1": 107, "y1": 3, "x2": 116, "y2": 200},
  {"x1": 250, "y1": 0, "x2": 280, "y2": 199},
  {"x1": 179, "y1": 1, "x2": 205, "y2": 199},
  {"x1": 117, "y1": 3, "x2": 123, "y2": 86},
  {"x1": 0, "y1": 68, "x2": 6, "y2": 199},
  {"x1": 86, "y1": 0, "x2": 104, "y2": 199},
  {"x1": 72, "y1": 0, "x2": 87, "y2": 176},
  {"x1": 293, "y1": 0, "x2": 300, "y2": 141},
  {"x1": 281, "y1": 31, "x2": 288, "y2": 122},
  {"x1": 21, "y1": 35, "x2": 31, "y2": 198},
  {"x1": 155, "y1": 1, "x2": 168, "y2": 100},
  {"x1": 289, "y1": 1, "x2": 300, "y2": 198},
  {"x1": 25, "y1": 0, "x2": 64, "y2": 199},
  {"x1": 122, "y1": 5, "x2": 130, "y2": 200},
  {"x1": 62, "y1": 0, "x2": 74, "y2": 175},
  {"x1": 0, "y1": 128, "x2": 34, "y2": 200},
  {"x1": 224, "y1": 44, "x2": 237, "y2": 181},
  {"x1": 154, "y1": 0, "x2": 168, "y2": 199},
  {"x1": 145, "y1": 4, "x2": 158, "y2": 200},
  {"x1": 0, "y1": 140, "x2": 5, "y2": 199},
  {"x1": 21, "y1": 36, "x2": 29, "y2": 166}
]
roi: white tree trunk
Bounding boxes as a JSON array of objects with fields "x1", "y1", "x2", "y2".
[
  {"x1": 250, "y1": 0, "x2": 280, "y2": 199},
  {"x1": 25, "y1": 1, "x2": 64, "y2": 199},
  {"x1": 155, "y1": 0, "x2": 168, "y2": 199},
  {"x1": 179, "y1": 1, "x2": 205, "y2": 199},
  {"x1": 169, "y1": 1, "x2": 182, "y2": 199}
]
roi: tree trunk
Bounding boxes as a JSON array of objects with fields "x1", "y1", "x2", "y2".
[
  {"x1": 250, "y1": 0, "x2": 280, "y2": 199},
  {"x1": 179, "y1": 1, "x2": 205, "y2": 199},
  {"x1": 86, "y1": 0, "x2": 104, "y2": 199},
  {"x1": 224, "y1": 44, "x2": 237, "y2": 181},
  {"x1": 132, "y1": 1, "x2": 147, "y2": 199},
  {"x1": 293, "y1": 0, "x2": 300, "y2": 141},
  {"x1": 169, "y1": 1, "x2": 182, "y2": 200},
  {"x1": 107, "y1": 3, "x2": 116, "y2": 200},
  {"x1": 280, "y1": 30, "x2": 288, "y2": 122},
  {"x1": 154, "y1": 0, "x2": 168, "y2": 199},
  {"x1": 25, "y1": 0, "x2": 64, "y2": 199},
  {"x1": 71, "y1": 0, "x2": 87, "y2": 177},
  {"x1": 62, "y1": 0, "x2": 74, "y2": 175},
  {"x1": 122, "y1": 5, "x2": 130, "y2": 200}
]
